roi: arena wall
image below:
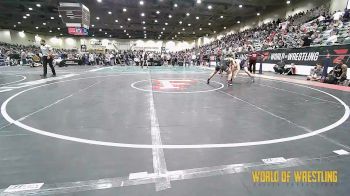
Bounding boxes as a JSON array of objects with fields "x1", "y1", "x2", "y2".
[{"x1": 0, "y1": 29, "x2": 195, "y2": 52}]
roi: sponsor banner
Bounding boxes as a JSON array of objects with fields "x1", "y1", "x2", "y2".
[
  {"x1": 237, "y1": 44, "x2": 350, "y2": 66},
  {"x1": 68, "y1": 27, "x2": 88, "y2": 36}
]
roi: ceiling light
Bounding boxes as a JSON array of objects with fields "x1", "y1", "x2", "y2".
[
  {"x1": 144, "y1": 31, "x2": 146, "y2": 33},
  {"x1": 186, "y1": 13, "x2": 190, "y2": 16},
  {"x1": 142, "y1": 21, "x2": 146, "y2": 24},
  {"x1": 208, "y1": 5, "x2": 212, "y2": 10},
  {"x1": 143, "y1": 27, "x2": 146, "y2": 29},
  {"x1": 96, "y1": 16, "x2": 100, "y2": 20},
  {"x1": 97, "y1": 0, "x2": 102, "y2": 2},
  {"x1": 174, "y1": 3, "x2": 178, "y2": 8},
  {"x1": 220, "y1": 16, "x2": 223, "y2": 19},
  {"x1": 196, "y1": 16, "x2": 199, "y2": 20},
  {"x1": 23, "y1": 16, "x2": 27, "y2": 19},
  {"x1": 105, "y1": 32, "x2": 107, "y2": 35},
  {"x1": 162, "y1": 27, "x2": 165, "y2": 30},
  {"x1": 182, "y1": 28, "x2": 185, "y2": 31},
  {"x1": 36, "y1": 4, "x2": 41, "y2": 7},
  {"x1": 92, "y1": 34, "x2": 95, "y2": 37},
  {"x1": 239, "y1": 4, "x2": 243, "y2": 8},
  {"x1": 60, "y1": 33, "x2": 63, "y2": 36},
  {"x1": 51, "y1": 17, "x2": 54, "y2": 20},
  {"x1": 208, "y1": 22, "x2": 211, "y2": 25},
  {"x1": 49, "y1": 30, "x2": 52, "y2": 33},
  {"x1": 124, "y1": 30, "x2": 127, "y2": 32},
  {"x1": 188, "y1": 24, "x2": 191, "y2": 26},
  {"x1": 139, "y1": 0, "x2": 144, "y2": 5},
  {"x1": 115, "y1": 20, "x2": 118, "y2": 23},
  {"x1": 109, "y1": 35, "x2": 112, "y2": 37},
  {"x1": 126, "y1": 33, "x2": 129, "y2": 36},
  {"x1": 193, "y1": 32, "x2": 195, "y2": 34},
  {"x1": 161, "y1": 32, "x2": 163, "y2": 34},
  {"x1": 28, "y1": 7, "x2": 33, "y2": 11},
  {"x1": 26, "y1": 14, "x2": 30, "y2": 17},
  {"x1": 35, "y1": 26, "x2": 39, "y2": 29},
  {"x1": 179, "y1": 21, "x2": 182, "y2": 24},
  {"x1": 14, "y1": 25, "x2": 17, "y2": 27},
  {"x1": 178, "y1": 32, "x2": 180, "y2": 34},
  {"x1": 59, "y1": 15, "x2": 62, "y2": 18},
  {"x1": 91, "y1": 24, "x2": 95, "y2": 27},
  {"x1": 120, "y1": 25, "x2": 123, "y2": 28},
  {"x1": 168, "y1": 14, "x2": 172, "y2": 18},
  {"x1": 214, "y1": 31, "x2": 216, "y2": 33},
  {"x1": 108, "y1": 11, "x2": 112, "y2": 15},
  {"x1": 99, "y1": 29, "x2": 102, "y2": 31},
  {"x1": 165, "y1": 22, "x2": 168, "y2": 25},
  {"x1": 257, "y1": 13, "x2": 260, "y2": 16},
  {"x1": 57, "y1": 27, "x2": 60, "y2": 30},
  {"x1": 224, "y1": 27, "x2": 227, "y2": 29},
  {"x1": 127, "y1": 18, "x2": 131, "y2": 21},
  {"x1": 156, "y1": 10, "x2": 160, "y2": 14},
  {"x1": 141, "y1": 13, "x2": 145, "y2": 17},
  {"x1": 17, "y1": 22, "x2": 21, "y2": 24},
  {"x1": 237, "y1": 21, "x2": 240, "y2": 24},
  {"x1": 123, "y1": 8, "x2": 127, "y2": 12},
  {"x1": 286, "y1": 0, "x2": 291, "y2": 4},
  {"x1": 196, "y1": 0, "x2": 201, "y2": 4},
  {"x1": 43, "y1": 22, "x2": 46, "y2": 25},
  {"x1": 155, "y1": 19, "x2": 158, "y2": 23},
  {"x1": 199, "y1": 28, "x2": 202, "y2": 30},
  {"x1": 129, "y1": 36, "x2": 131, "y2": 38}
]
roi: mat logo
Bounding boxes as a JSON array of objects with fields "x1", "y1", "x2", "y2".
[
  {"x1": 152, "y1": 79, "x2": 195, "y2": 91},
  {"x1": 333, "y1": 49, "x2": 348, "y2": 64},
  {"x1": 262, "y1": 52, "x2": 270, "y2": 61}
]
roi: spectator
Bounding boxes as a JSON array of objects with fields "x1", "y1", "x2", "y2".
[
  {"x1": 302, "y1": 32, "x2": 313, "y2": 47},
  {"x1": 307, "y1": 63, "x2": 324, "y2": 81},
  {"x1": 326, "y1": 31, "x2": 338, "y2": 45},
  {"x1": 273, "y1": 60, "x2": 286, "y2": 74},
  {"x1": 284, "y1": 63, "x2": 296, "y2": 75},
  {"x1": 20, "y1": 50, "x2": 27, "y2": 65},
  {"x1": 326, "y1": 60, "x2": 348, "y2": 84}
]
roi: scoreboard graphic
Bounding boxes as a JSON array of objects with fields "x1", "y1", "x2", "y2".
[{"x1": 58, "y1": 2, "x2": 90, "y2": 29}]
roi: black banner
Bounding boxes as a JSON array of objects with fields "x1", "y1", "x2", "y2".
[{"x1": 237, "y1": 44, "x2": 350, "y2": 66}]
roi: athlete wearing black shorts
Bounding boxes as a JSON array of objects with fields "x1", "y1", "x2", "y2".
[{"x1": 207, "y1": 57, "x2": 235, "y2": 86}]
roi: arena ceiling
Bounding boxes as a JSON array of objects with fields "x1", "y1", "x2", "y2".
[{"x1": 0, "y1": 0, "x2": 300, "y2": 40}]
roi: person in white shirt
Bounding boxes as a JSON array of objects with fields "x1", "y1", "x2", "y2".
[
  {"x1": 333, "y1": 11, "x2": 344, "y2": 21},
  {"x1": 326, "y1": 31, "x2": 338, "y2": 45},
  {"x1": 89, "y1": 53, "x2": 95, "y2": 65},
  {"x1": 148, "y1": 52, "x2": 154, "y2": 66},
  {"x1": 191, "y1": 53, "x2": 196, "y2": 66},
  {"x1": 40, "y1": 39, "x2": 56, "y2": 77},
  {"x1": 110, "y1": 53, "x2": 115, "y2": 66},
  {"x1": 20, "y1": 50, "x2": 27, "y2": 65}
]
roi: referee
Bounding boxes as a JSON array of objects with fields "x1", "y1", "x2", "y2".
[{"x1": 40, "y1": 39, "x2": 56, "y2": 78}]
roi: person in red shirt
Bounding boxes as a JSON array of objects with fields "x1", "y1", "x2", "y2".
[{"x1": 248, "y1": 48, "x2": 259, "y2": 74}]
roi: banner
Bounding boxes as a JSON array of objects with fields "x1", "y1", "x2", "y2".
[{"x1": 236, "y1": 44, "x2": 350, "y2": 66}]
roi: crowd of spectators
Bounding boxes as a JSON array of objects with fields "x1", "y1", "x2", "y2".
[{"x1": 181, "y1": 5, "x2": 350, "y2": 57}]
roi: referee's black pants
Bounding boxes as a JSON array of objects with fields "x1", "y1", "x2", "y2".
[
  {"x1": 249, "y1": 60, "x2": 256, "y2": 74},
  {"x1": 42, "y1": 56, "x2": 56, "y2": 76}
]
